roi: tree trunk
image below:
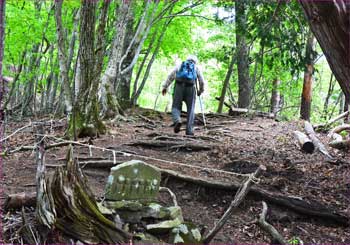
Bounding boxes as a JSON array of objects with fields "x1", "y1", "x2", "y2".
[
  {"x1": 299, "y1": 0, "x2": 350, "y2": 102},
  {"x1": 131, "y1": 13, "x2": 174, "y2": 106},
  {"x1": 270, "y1": 79, "x2": 281, "y2": 115},
  {"x1": 54, "y1": 0, "x2": 73, "y2": 114},
  {"x1": 117, "y1": 0, "x2": 158, "y2": 109},
  {"x1": 300, "y1": 32, "x2": 316, "y2": 121},
  {"x1": 218, "y1": 51, "x2": 235, "y2": 113},
  {"x1": 99, "y1": 0, "x2": 133, "y2": 118},
  {"x1": 116, "y1": 16, "x2": 135, "y2": 109},
  {"x1": 235, "y1": 0, "x2": 251, "y2": 108},
  {"x1": 70, "y1": 0, "x2": 105, "y2": 138},
  {"x1": 0, "y1": 0, "x2": 5, "y2": 161}
]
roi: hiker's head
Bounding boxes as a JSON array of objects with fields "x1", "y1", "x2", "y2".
[{"x1": 187, "y1": 55, "x2": 198, "y2": 64}]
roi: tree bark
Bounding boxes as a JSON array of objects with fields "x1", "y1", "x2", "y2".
[
  {"x1": 270, "y1": 79, "x2": 281, "y2": 115},
  {"x1": 70, "y1": 0, "x2": 106, "y2": 137},
  {"x1": 54, "y1": 0, "x2": 73, "y2": 114},
  {"x1": 131, "y1": 10, "x2": 174, "y2": 106},
  {"x1": 99, "y1": 0, "x2": 132, "y2": 118},
  {"x1": 236, "y1": 0, "x2": 251, "y2": 108},
  {"x1": 299, "y1": 0, "x2": 350, "y2": 102},
  {"x1": 218, "y1": 51, "x2": 236, "y2": 113},
  {"x1": 300, "y1": 32, "x2": 316, "y2": 121}
]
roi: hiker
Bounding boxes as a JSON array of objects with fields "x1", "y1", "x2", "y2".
[{"x1": 162, "y1": 55, "x2": 205, "y2": 136}]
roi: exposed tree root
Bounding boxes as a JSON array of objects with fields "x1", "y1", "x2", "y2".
[
  {"x1": 257, "y1": 201, "x2": 288, "y2": 244},
  {"x1": 127, "y1": 139, "x2": 215, "y2": 151}
]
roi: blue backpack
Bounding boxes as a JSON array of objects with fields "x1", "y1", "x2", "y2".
[{"x1": 176, "y1": 60, "x2": 197, "y2": 84}]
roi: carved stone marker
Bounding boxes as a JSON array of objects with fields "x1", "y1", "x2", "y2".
[{"x1": 105, "y1": 160, "x2": 161, "y2": 201}]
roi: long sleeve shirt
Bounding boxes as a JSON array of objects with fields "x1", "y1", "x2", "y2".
[{"x1": 162, "y1": 62, "x2": 205, "y2": 93}]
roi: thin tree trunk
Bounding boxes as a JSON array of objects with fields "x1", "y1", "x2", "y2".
[
  {"x1": 131, "y1": 12, "x2": 174, "y2": 106},
  {"x1": 218, "y1": 51, "x2": 235, "y2": 113},
  {"x1": 323, "y1": 73, "x2": 335, "y2": 119},
  {"x1": 95, "y1": 0, "x2": 111, "y2": 77},
  {"x1": 270, "y1": 79, "x2": 281, "y2": 115},
  {"x1": 300, "y1": 32, "x2": 316, "y2": 121},
  {"x1": 55, "y1": 0, "x2": 73, "y2": 114},
  {"x1": 0, "y1": 0, "x2": 5, "y2": 174},
  {"x1": 117, "y1": 0, "x2": 159, "y2": 109},
  {"x1": 4, "y1": 51, "x2": 26, "y2": 111},
  {"x1": 236, "y1": 0, "x2": 251, "y2": 108}
]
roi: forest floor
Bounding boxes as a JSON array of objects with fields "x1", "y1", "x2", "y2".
[{"x1": 1, "y1": 107, "x2": 350, "y2": 244}]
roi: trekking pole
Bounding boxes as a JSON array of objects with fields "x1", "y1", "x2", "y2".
[{"x1": 195, "y1": 80, "x2": 207, "y2": 129}]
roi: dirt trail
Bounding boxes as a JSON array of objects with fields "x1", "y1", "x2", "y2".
[{"x1": 2, "y1": 108, "x2": 350, "y2": 244}]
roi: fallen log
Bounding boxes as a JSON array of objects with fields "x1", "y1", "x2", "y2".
[
  {"x1": 127, "y1": 140, "x2": 214, "y2": 151},
  {"x1": 315, "y1": 111, "x2": 349, "y2": 129},
  {"x1": 304, "y1": 121, "x2": 333, "y2": 159},
  {"x1": 159, "y1": 168, "x2": 349, "y2": 226},
  {"x1": 229, "y1": 107, "x2": 275, "y2": 119},
  {"x1": 293, "y1": 131, "x2": 315, "y2": 153},
  {"x1": 257, "y1": 201, "x2": 288, "y2": 245},
  {"x1": 329, "y1": 139, "x2": 350, "y2": 150}
]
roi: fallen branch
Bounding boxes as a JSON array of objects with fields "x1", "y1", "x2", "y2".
[
  {"x1": 329, "y1": 139, "x2": 350, "y2": 150},
  {"x1": 0, "y1": 122, "x2": 32, "y2": 142},
  {"x1": 304, "y1": 121, "x2": 333, "y2": 159},
  {"x1": 7, "y1": 140, "x2": 89, "y2": 154},
  {"x1": 293, "y1": 131, "x2": 314, "y2": 153},
  {"x1": 203, "y1": 165, "x2": 265, "y2": 244},
  {"x1": 229, "y1": 107, "x2": 275, "y2": 119},
  {"x1": 328, "y1": 124, "x2": 350, "y2": 138},
  {"x1": 315, "y1": 111, "x2": 349, "y2": 129},
  {"x1": 258, "y1": 201, "x2": 288, "y2": 244}
]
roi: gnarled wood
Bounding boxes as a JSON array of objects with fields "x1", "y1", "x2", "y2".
[
  {"x1": 258, "y1": 201, "x2": 288, "y2": 245},
  {"x1": 45, "y1": 148, "x2": 132, "y2": 244}
]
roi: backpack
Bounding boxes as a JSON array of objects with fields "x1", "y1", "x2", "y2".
[{"x1": 176, "y1": 60, "x2": 197, "y2": 84}]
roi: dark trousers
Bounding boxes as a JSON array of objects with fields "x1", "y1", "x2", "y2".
[{"x1": 171, "y1": 82, "x2": 196, "y2": 135}]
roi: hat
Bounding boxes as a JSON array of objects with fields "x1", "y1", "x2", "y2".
[{"x1": 187, "y1": 54, "x2": 198, "y2": 64}]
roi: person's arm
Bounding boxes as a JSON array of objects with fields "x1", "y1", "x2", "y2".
[
  {"x1": 196, "y1": 66, "x2": 205, "y2": 95},
  {"x1": 162, "y1": 66, "x2": 178, "y2": 95}
]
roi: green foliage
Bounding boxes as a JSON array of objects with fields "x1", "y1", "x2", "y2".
[{"x1": 4, "y1": 0, "x2": 341, "y2": 123}]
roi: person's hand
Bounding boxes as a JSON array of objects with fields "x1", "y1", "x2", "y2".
[
  {"x1": 162, "y1": 88, "x2": 167, "y2": 96},
  {"x1": 197, "y1": 89, "x2": 204, "y2": 96}
]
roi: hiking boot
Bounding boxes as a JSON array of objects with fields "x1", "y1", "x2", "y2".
[{"x1": 174, "y1": 122, "x2": 182, "y2": 133}]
